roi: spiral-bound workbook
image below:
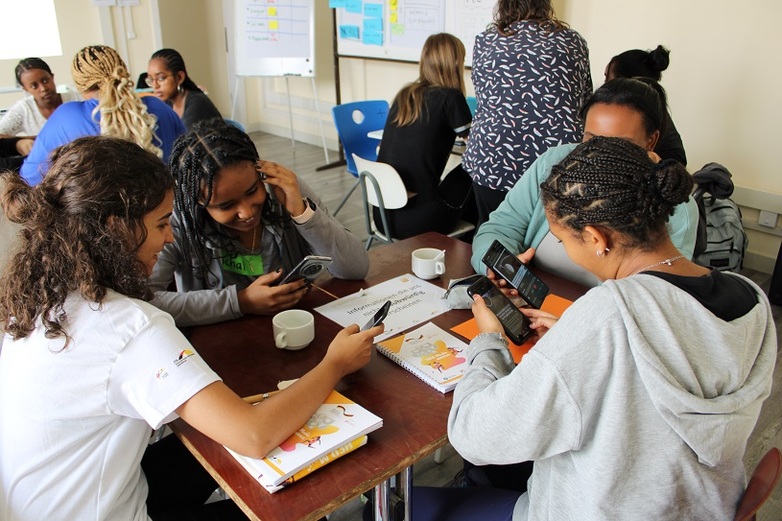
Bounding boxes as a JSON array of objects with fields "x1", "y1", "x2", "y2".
[{"x1": 376, "y1": 322, "x2": 468, "y2": 393}]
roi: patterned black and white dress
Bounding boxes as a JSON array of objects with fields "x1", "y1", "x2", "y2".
[{"x1": 462, "y1": 20, "x2": 592, "y2": 193}]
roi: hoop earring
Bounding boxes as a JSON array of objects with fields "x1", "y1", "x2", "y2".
[{"x1": 177, "y1": 83, "x2": 183, "y2": 94}]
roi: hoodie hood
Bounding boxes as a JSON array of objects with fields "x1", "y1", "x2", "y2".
[{"x1": 604, "y1": 274, "x2": 776, "y2": 467}]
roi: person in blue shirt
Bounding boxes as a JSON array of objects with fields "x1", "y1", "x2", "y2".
[{"x1": 20, "y1": 45, "x2": 184, "y2": 186}]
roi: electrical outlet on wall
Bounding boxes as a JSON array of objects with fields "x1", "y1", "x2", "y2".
[{"x1": 758, "y1": 210, "x2": 778, "y2": 228}]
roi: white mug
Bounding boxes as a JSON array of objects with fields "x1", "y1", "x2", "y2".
[
  {"x1": 411, "y1": 248, "x2": 446, "y2": 280},
  {"x1": 272, "y1": 310, "x2": 315, "y2": 350}
]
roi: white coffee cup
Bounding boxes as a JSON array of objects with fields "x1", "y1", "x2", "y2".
[
  {"x1": 272, "y1": 309, "x2": 315, "y2": 350},
  {"x1": 411, "y1": 248, "x2": 446, "y2": 280}
]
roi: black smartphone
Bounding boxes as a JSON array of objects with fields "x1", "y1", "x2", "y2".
[
  {"x1": 482, "y1": 240, "x2": 550, "y2": 309},
  {"x1": 467, "y1": 276, "x2": 532, "y2": 345},
  {"x1": 277, "y1": 255, "x2": 333, "y2": 285},
  {"x1": 361, "y1": 300, "x2": 391, "y2": 331}
]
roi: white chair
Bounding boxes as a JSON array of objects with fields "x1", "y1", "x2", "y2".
[{"x1": 353, "y1": 154, "x2": 474, "y2": 250}]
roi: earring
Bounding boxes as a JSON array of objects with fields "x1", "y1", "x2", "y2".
[
  {"x1": 596, "y1": 247, "x2": 610, "y2": 258},
  {"x1": 177, "y1": 83, "x2": 183, "y2": 94}
]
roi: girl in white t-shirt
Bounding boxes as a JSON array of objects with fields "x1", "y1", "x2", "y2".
[{"x1": 0, "y1": 135, "x2": 382, "y2": 521}]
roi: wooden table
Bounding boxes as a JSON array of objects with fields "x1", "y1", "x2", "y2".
[{"x1": 171, "y1": 232, "x2": 587, "y2": 521}]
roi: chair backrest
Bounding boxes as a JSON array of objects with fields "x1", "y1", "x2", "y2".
[
  {"x1": 734, "y1": 447, "x2": 782, "y2": 521},
  {"x1": 224, "y1": 118, "x2": 245, "y2": 132},
  {"x1": 353, "y1": 154, "x2": 408, "y2": 211},
  {"x1": 332, "y1": 100, "x2": 389, "y2": 176},
  {"x1": 466, "y1": 96, "x2": 478, "y2": 116}
]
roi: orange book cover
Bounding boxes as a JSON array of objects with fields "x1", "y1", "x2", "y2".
[{"x1": 450, "y1": 294, "x2": 573, "y2": 363}]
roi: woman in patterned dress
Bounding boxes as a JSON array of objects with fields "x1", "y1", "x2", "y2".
[{"x1": 462, "y1": 0, "x2": 592, "y2": 229}]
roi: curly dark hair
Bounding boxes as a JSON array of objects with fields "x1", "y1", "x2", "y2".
[
  {"x1": 492, "y1": 0, "x2": 568, "y2": 36},
  {"x1": 167, "y1": 117, "x2": 258, "y2": 280},
  {"x1": 0, "y1": 136, "x2": 173, "y2": 342},
  {"x1": 541, "y1": 136, "x2": 692, "y2": 250}
]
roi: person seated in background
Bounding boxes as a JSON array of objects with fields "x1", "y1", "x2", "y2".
[
  {"x1": 0, "y1": 136, "x2": 382, "y2": 521},
  {"x1": 149, "y1": 118, "x2": 369, "y2": 326},
  {"x1": 0, "y1": 57, "x2": 81, "y2": 157},
  {"x1": 397, "y1": 136, "x2": 776, "y2": 521},
  {"x1": 147, "y1": 48, "x2": 222, "y2": 130},
  {"x1": 605, "y1": 45, "x2": 687, "y2": 166},
  {"x1": 374, "y1": 33, "x2": 474, "y2": 239},
  {"x1": 20, "y1": 45, "x2": 185, "y2": 186},
  {"x1": 0, "y1": 138, "x2": 29, "y2": 172},
  {"x1": 471, "y1": 78, "x2": 699, "y2": 289}
]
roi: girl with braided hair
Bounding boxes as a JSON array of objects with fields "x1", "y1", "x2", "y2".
[
  {"x1": 147, "y1": 48, "x2": 222, "y2": 130},
  {"x1": 149, "y1": 118, "x2": 369, "y2": 326},
  {"x1": 421, "y1": 136, "x2": 775, "y2": 520},
  {"x1": 0, "y1": 136, "x2": 381, "y2": 520},
  {"x1": 20, "y1": 45, "x2": 185, "y2": 186},
  {"x1": 472, "y1": 77, "x2": 699, "y2": 289}
]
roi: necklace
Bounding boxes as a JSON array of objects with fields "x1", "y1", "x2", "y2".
[
  {"x1": 247, "y1": 227, "x2": 260, "y2": 272},
  {"x1": 632, "y1": 255, "x2": 685, "y2": 276}
]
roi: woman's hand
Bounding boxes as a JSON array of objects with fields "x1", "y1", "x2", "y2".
[
  {"x1": 256, "y1": 160, "x2": 306, "y2": 217},
  {"x1": 323, "y1": 323, "x2": 383, "y2": 377},
  {"x1": 521, "y1": 307, "x2": 559, "y2": 337},
  {"x1": 471, "y1": 294, "x2": 504, "y2": 335},
  {"x1": 486, "y1": 247, "x2": 536, "y2": 298},
  {"x1": 236, "y1": 270, "x2": 309, "y2": 315}
]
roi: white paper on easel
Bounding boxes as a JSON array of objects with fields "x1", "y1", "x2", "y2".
[{"x1": 315, "y1": 274, "x2": 447, "y2": 341}]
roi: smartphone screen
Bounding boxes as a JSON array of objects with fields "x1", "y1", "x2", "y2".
[
  {"x1": 467, "y1": 276, "x2": 532, "y2": 345},
  {"x1": 482, "y1": 240, "x2": 550, "y2": 309},
  {"x1": 361, "y1": 300, "x2": 391, "y2": 331}
]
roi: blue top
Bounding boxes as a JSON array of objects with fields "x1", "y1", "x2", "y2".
[{"x1": 20, "y1": 96, "x2": 185, "y2": 186}]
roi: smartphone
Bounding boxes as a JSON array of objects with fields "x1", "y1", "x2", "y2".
[
  {"x1": 361, "y1": 300, "x2": 391, "y2": 331},
  {"x1": 482, "y1": 240, "x2": 550, "y2": 309},
  {"x1": 467, "y1": 276, "x2": 532, "y2": 345},
  {"x1": 277, "y1": 255, "x2": 333, "y2": 285}
]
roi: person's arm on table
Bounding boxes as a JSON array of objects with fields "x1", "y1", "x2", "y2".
[{"x1": 176, "y1": 323, "x2": 383, "y2": 458}]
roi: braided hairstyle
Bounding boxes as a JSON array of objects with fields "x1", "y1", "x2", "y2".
[
  {"x1": 168, "y1": 117, "x2": 257, "y2": 279},
  {"x1": 540, "y1": 136, "x2": 692, "y2": 250},
  {"x1": 14, "y1": 57, "x2": 53, "y2": 86},
  {"x1": 150, "y1": 48, "x2": 203, "y2": 93},
  {"x1": 0, "y1": 136, "x2": 173, "y2": 343},
  {"x1": 71, "y1": 45, "x2": 162, "y2": 158}
]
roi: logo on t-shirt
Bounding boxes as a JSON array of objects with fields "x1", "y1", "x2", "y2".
[{"x1": 174, "y1": 349, "x2": 194, "y2": 367}]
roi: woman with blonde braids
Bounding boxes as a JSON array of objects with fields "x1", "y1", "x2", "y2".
[{"x1": 20, "y1": 45, "x2": 184, "y2": 186}]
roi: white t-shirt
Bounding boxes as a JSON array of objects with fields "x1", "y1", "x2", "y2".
[
  {"x1": 0, "y1": 90, "x2": 81, "y2": 136},
  {"x1": 0, "y1": 290, "x2": 220, "y2": 521}
]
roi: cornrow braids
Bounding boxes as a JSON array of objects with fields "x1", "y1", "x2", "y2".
[
  {"x1": 71, "y1": 45, "x2": 163, "y2": 158},
  {"x1": 541, "y1": 136, "x2": 692, "y2": 250},
  {"x1": 168, "y1": 117, "x2": 257, "y2": 280},
  {"x1": 150, "y1": 48, "x2": 201, "y2": 92},
  {"x1": 15, "y1": 57, "x2": 53, "y2": 86}
]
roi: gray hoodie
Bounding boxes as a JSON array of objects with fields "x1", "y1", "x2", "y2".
[{"x1": 448, "y1": 273, "x2": 776, "y2": 520}]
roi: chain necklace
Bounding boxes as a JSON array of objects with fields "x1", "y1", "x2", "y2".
[
  {"x1": 247, "y1": 226, "x2": 260, "y2": 272},
  {"x1": 632, "y1": 255, "x2": 685, "y2": 276}
]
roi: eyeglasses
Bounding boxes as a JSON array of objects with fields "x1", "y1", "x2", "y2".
[{"x1": 144, "y1": 74, "x2": 171, "y2": 87}]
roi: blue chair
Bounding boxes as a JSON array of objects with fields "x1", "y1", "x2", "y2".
[
  {"x1": 331, "y1": 100, "x2": 389, "y2": 216},
  {"x1": 466, "y1": 96, "x2": 478, "y2": 116},
  {"x1": 224, "y1": 118, "x2": 246, "y2": 132}
]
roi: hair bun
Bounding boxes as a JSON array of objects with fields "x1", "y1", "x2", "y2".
[
  {"x1": 650, "y1": 158, "x2": 692, "y2": 206},
  {"x1": 648, "y1": 45, "x2": 670, "y2": 73}
]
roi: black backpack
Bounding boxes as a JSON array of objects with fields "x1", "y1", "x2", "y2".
[{"x1": 691, "y1": 163, "x2": 748, "y2": 272}]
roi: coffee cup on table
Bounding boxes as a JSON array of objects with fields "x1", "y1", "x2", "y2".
[
  {"x1": 272, "y1": 309, "x2": 315, "y2": 350},
  {"x1": 411, "y1": 248, "x2": 446, "y2": 280}
]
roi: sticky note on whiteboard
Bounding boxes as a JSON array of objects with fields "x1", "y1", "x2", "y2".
[
  {"x1": 339, "y1": 25, "x2": 360, "y2": 39},
  {"x1": 363, "y1": 18, "x2": 382, "y2": 33},
  {"x1": 364, "y1": 3, "x2": 382, "y2": 17},
  {"x1": 363, "y1": 31, "x2": 383, "y2": 46}
]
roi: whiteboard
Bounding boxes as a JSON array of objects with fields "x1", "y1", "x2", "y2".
[
  {"x1": 332, "y1": 0, "x2": 495, "y2": 67},
  {"x1": 234, "y1": 0, "x2": 315, "y2": 77}
]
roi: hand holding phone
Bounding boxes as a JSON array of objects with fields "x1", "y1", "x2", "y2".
[
  {"x1": 482, "y1": 240, "x2": 549, "y2": 309},
  {"x1": 361, "y1": 300, "x2": 391, "y2": 331},
  {"x1": 277, "y1": 255, "x2": 333, "y2": 286},
  {"x1": 467, "y1": 276, "x2": 532, "y2": 345}
]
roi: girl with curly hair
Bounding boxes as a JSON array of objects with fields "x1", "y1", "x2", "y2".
[{"x1": 0, "y1": 136, "x2": 381, "y2": 520}]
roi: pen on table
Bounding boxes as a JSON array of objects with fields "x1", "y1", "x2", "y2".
[
  {"x1": 311, "y1": 283, "x2": 339, "y2": 300},
  {"x1": 243, "y1": 390, "x2": 281, "y2": 404}
]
